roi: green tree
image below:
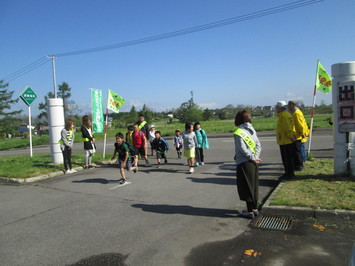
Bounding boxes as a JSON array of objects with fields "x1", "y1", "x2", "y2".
[
  {"x1": 202, "y1": 108, "x2": 213, "y2": 121},
  {"x1": 127, "y1": 105, "x2": 138, "y2": 124},
  {"x1": 139, "y1": 104, "x2": 153, "y2": 122},
  {"x1": 37, "y1": 82, "x2": 80, "y2": 123},
  {"x1": 0, "y1": 80, "x2": 22, "y2": 136},
  {"x1": 38, "y1": 91, "x2": 54, "y2": 124},
  {"x1": 176, "y1": 96, "x2": 203, "y2": 123}
]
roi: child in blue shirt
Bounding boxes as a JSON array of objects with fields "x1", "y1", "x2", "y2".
[
  {"x1": 152, "y1": 131, "x2": 169, "y2": 168},
  {"x1": 193, "y1": 122, "x2": 209, "y2": 166}
]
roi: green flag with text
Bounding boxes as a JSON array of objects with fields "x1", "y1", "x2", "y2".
[{"x1": 91, "y1": 89, "x2": 104, "y2": 133}]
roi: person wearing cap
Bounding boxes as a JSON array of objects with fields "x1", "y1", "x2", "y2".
[
  {"x1": 148, "y1": 125, "x2": 156, "y2": 156},
  {"x1": 288, "y1": 101, "x2": 310, "y2": 169},
  {"x1": 276, "y1": 101, "x2": 296, "y2": 179}
]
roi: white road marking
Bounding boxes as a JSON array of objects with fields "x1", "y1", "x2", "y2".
[{"x1": 109, "y1": 181, "x2": 131, "y2": 190}]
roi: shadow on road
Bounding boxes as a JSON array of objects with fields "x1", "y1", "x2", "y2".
[
  {"x1": 187, "y1": 177, "x2": 235, "y2": 185},
  {"x1": 72, "y1": 178, "x2": 118, "y2": 184},
  {"x1": 131, "y1": 203, "x2": 238, "y2": 218}
]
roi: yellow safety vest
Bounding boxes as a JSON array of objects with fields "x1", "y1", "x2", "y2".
[
  {"x1": 138, "y1": 121, "x2": 147, "y2": 130},
  {"x1": 82, "y1": 127, "x2": 93, "y2": 142},
  {"x1": 59, "y1": 129, "x2": 74, "y2": 144},
  {"x1": 234, "y1": 128, "x2": 256, "y2": 155}
]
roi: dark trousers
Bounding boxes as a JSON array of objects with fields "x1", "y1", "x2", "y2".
[
  {"x1": 195, "y1": 148, "x2": 204, "y2": 163},
  {"x1": 292, "y1": 139, "x2": 303, "y2": 169},
  {"x1": 279, "y1": 144, "x2": 294, "y2": 176},
  {"x1": 62, "y1": 146, "x2": 72, "y2": 170},
  {"x1": 236, "y1": 161, "x2": 259, "y2": 212}
]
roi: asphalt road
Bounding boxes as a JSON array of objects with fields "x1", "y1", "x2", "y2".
[{"x1": 1, "y1": 129, "x2": 346, "y2": 266}]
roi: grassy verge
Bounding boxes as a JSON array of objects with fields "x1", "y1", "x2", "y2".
[
  {"x1": 271, "y1": 159, "x2": 355, "y2": 210},
  {"x1": 0, "y1": 114, "x2": 333, "y2": 150},
  {"x1": 0, "y1": 153, "x2": 109, "y2": 179}
]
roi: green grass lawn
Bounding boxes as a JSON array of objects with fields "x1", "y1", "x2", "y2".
[
  {"x1": 271, "y1": 159, "x2": 355, "y2": 210},
  {"x1": 0, "y1": 113, "x2": 333, "y2": 151},
  {"x1": 0, "y1": 153, "x2": 108, "y2": 179}
]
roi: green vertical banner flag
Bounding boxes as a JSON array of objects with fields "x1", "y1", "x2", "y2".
[
  {"x1": 91, "y1": 89, "x2": 104, "y2": 133},
  {"x1": 107, "y1": 89, "x2": 126, "y2": 113},
  {"x1": 316, "y1": 61, "x2": 332, "y2": 94}
]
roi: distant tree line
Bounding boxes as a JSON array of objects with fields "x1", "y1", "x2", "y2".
[{"x1": 0, "y1": 80, "x2": 334, "y2": 137}]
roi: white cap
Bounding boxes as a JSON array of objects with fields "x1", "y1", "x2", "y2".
[
  {"x1": 150, "y1": 125, "x2": 155, "y2": 128},
  {"x1": 276, "y1": 101, "x2": 287, "y2": 107}
]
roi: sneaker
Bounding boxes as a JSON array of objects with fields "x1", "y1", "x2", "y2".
[
  {"x1": 120, "y1": 179, "x2": 126, "y2": 185},
  {"x1": 195, "y1": 162, "x2": 199, "y2": 166},
  {"x1": 65, "y1": 170, "x2": 71, "y2": 174},
  {"x1": 134, "y1": 166, "x2": 138, "y2": 173},
  {"x1": 188, "y1": 168, "x2": 195, "y2": 174},
  {"x1": 88, "y1": 165, "x2": 95, "y2": 169},
  {"x1": 201, "y1": 162, "x2": 205, "y2": 166},
  {"x1": 164, "y1": 159, "x2": 168, "y2": 164},
  {"x1": 239, "y1": 212, "x2": 254, "y2": 220},
  {"x1": 70, "y1": 169, "x2": 77, "y2": 173},
  {"x1": 145, "y1": 161, "x2": 151, "y2": 167},
  {"x1": 156, "y1": 165, "x2": 161, "y2": 168}
]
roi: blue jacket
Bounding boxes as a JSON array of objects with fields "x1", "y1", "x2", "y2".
[{"x1": 195, "y1": 129, "x2": 209, "y2": 149}]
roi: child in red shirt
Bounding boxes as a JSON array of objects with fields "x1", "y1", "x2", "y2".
[{"x1": 132, "y1": 123, "x2": 150, "y2": 168}]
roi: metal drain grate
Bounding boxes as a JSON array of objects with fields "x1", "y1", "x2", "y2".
[{"x1": 253, "y1": 215, "x2": 292, "y2": 230}]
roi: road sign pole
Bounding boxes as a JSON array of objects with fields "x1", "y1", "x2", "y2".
[{"x1": 28, "y1": 105, "x2": 33, "y2": 158}]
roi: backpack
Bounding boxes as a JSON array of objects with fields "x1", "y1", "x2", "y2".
[{"x1": 124, "y1": 141, "x2": 136, "y2": 156}]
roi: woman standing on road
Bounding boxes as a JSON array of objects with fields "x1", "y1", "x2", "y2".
[
  {"x1": 234, "y1": 110, "x2": 262, "y2": 219},
  {"x1": 81, "y1": 115, "x2": 96, "y2": 169},
  {"x1": 59, "y1": 119, "x2": 76, "y2": 174}
]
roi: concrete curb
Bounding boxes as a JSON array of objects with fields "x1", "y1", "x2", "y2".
[{"x1": 262, "y1": 181, "x2": 355, "y2": 220}]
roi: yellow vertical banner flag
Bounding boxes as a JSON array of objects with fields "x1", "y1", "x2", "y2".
[
  {"x1": 107, "y1": 89, "x2": 125, "y2": 113},
  {"x1": 316, "y1": 61, "x2": 332, "y2": 94}
]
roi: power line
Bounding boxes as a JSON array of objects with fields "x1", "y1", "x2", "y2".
[
  {"x1": 1, "y1": 57, "x2": 50, "y2": 82},
  {"x1": 51, "y1": 0, "x2": 323, "y2": 57}
]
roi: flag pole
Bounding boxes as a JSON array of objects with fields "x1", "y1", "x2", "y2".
[{"x1": 307, "y1": 60, "x2": 319, "y2": 156}]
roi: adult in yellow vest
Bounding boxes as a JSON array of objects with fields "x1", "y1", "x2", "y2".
[
  {"x1": 276, "y1": 101, "x2": 296, "y2": 179},
  {"x1": 59, "y1": 119, "x2": 76, "y2": 174},
  {"x1": 288, "y1": 101, "x2": 310, "y2": 169},
  {"x1": 81, "y1": 115, "x2": 96, "y2": 169},
  {"x1": 234, "y1": 110, "x2": 262, "y2": 219}
]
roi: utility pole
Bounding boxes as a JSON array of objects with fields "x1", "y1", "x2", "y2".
[{"x1": 47, "y1": 56, "x2": 57, "y2": 98}]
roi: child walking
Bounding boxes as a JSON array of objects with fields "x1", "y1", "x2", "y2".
[
  {"x1": 81, "y1": 115, "x2": 96, "y2": 169},
  {"x1": 148, "y1": 125, "x2": 156, "y2": 156},
  {"x1": 193, "y1": 122, "x2": 209, "y2": 166},
  {"x1": 173, "y1": 129, "x2": 183, "y2": 159},
  {"x1": 59, "y1": 119, "x2": 76, "y2": 174},
  {"x1": 152, "y1": 131, "x2": 169, "y2": 168},
  {"x1": 182, "y1": 123, "x2": 198, "y2": 174},
  {"x1": 111, "y1": 133, "x2": 136, "y2": 184},
  {"x1": 132, "y1": 123, "x2": 150, "y2": 168}
]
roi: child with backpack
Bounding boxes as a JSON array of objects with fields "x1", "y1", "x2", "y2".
[
  {"x1": 132, "y1": 123, "x2": 150, "y2": 168},
  {"x1": 193, "y1": 122, "x2": 209, "y2": 166},
  {"x1": 173, "y1": 129, "x2": 183, "y2": 159},
  {"x1": 111, "y1": 132, "x2": 137, "y2": 184},
  {"x1": 152, "y1": 131, "x2": 169, "y2": 168}
]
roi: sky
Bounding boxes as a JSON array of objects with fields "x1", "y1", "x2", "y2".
[{"x1": 1, "y1": 0, "x2": 354, "y2": 116}]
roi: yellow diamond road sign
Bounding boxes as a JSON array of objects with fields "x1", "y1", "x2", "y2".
[{"x1": 20, "y1": 86, "x2": 37, "y2": 106}]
